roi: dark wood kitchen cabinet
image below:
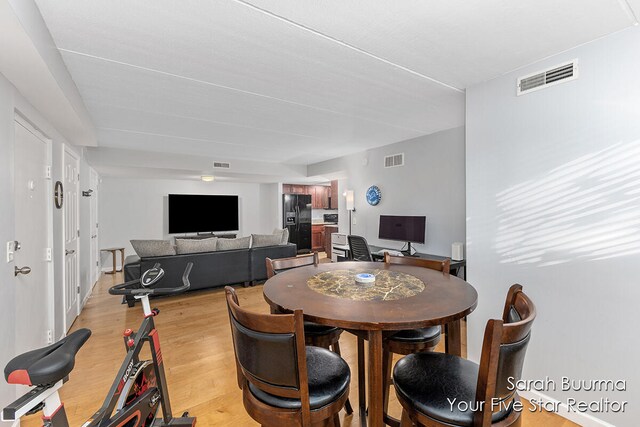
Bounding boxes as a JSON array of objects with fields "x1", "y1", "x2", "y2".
[{"x1": 312, "y1": 224, "x2": 325, "y2": 252}]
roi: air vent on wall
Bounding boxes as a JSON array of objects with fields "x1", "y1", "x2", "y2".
[
  {"x1": 384, "y1": 153, "x2": 404, "y2": 168},
  {"x1": 517, "y1": 59, "x2": 578, "y2": 96},
  {"x1": 213, "y1": 161, "x2": 230, "y2": 169}
]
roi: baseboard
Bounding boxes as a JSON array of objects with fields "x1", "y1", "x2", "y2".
[{"x1": 520, "y1": 390, "x2": 616, "y2": 427}]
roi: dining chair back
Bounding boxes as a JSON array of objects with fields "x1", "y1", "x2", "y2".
[
  {"x1": 266, "y1": 252, "x2": 319, "y2": 279},
  {"x1": 474, "y1": 284, "x2": 536, "y2": 426},
  {"x1": 348, "y1": 235, "x2": 373, "y2": 261},
  {"x1": 226, "y1": 286, "x2": 352, "y2": 426},
  {"x1": 384, "y1": 253, "x2": 450, "y2": 276}
]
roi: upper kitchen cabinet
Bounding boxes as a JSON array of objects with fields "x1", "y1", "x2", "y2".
[{"x1": 283, "y1": 183, "x2": 337, "y2": 209}]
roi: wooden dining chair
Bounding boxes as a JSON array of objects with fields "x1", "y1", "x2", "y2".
[
  {"x1": 225, "y1": 286, "x2": 351, "y2": 427},
  {"x1": 266, "y1": 253, "x2": 353, "y2": 415},
  {"x1": 348, "y1": 235, "x2": 373, "y2": 262},
  {"x1": 380, "y1": 253, "x2": 450, "y2": 426},
  {"x1": 392, "y1": 284, "x2": 536, "y2": 427}
]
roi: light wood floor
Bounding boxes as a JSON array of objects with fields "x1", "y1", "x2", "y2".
[{"x1": 23, "y1": 273, "x2": 577, "y2": 426}]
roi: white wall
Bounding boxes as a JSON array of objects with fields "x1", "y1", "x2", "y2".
[
  {"x1": 0, "y1": 71, "x2": 18, "y2": 426},
  {"x1": 0, "y1": 71, "x2": 96, "y2": 421},
  {"x1": 466, "y1": 27, "x2": 640, "y2": 426},
  {"x1": 309, "y1": 127, "x2": 466, "y2": 256},
  {"x1": 99, "y1": 178, "x2": 280, "y2": 265}
]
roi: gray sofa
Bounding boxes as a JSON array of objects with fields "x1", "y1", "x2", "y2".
[{"x1": 123, "y1": 243, "x2": 296, "y2": 306}]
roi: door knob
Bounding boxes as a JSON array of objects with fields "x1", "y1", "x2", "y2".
[
  {"x1": 15, "y1": 266, "x2": 31, "y2": 276},
  {"x1": 65, "y1": 249, "x2": 75, "y2": 255}
]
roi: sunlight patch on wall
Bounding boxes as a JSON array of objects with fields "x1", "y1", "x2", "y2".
[{"x1": 495, "y1": 140, "x2": 640, "y2": 265}]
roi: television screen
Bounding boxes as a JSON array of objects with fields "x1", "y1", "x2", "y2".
[
  {"x1": 168, "y1": 194, "x2": 239, "y2": 234},
  {"x1": 378, "y1": 215, "x2": 426, "y2": 244}
]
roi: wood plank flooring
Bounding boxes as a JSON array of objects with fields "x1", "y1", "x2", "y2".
[{"x1": 23, "y1": 272, "x2": 578, "y2": 426}]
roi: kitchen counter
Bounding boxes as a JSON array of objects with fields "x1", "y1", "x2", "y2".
[{"x1": 311, "y1": 222, "x2": 338, "y2": 226}]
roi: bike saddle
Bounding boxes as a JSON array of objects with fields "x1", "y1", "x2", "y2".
[{"x1": 4, "y1": 328, "x2": 91, "y2": 386}]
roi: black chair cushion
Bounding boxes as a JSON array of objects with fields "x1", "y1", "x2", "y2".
[
  {"x1": 304, "y1": 321, "x2": 340, "y2": 336},
  {"x1": 387, "y1": 326, "x2": 441, "y2": 343},
  {"x1": 248, "y1": 346, "x2": 350, "y2": 410},
  {"x1": 393, "y1": 352, "x2": 510, "y2": 427},
  {"x1": 4, "y1": 329, "x2": 91, "y2": 386}
]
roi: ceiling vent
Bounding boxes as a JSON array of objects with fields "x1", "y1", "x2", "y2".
[
  {"x1": 213, "y1": 161, "x2": 230, "y2": 169},
  {"x1": 517, "y1": 59, "x2": 578, "y2": 96},
  {"x1": 384, "y1": 153, "x2": 404, "y2": 168}
]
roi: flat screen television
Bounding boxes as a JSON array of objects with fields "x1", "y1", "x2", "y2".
[
  {"x1": 378, "y1": 215, "x2": 426, "y2": 248},
  {"x1": 168, "y1": 194, "x2": 239, "y2": 234}
]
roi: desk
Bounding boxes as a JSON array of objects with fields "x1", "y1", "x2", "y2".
[
  {"x1": 263, "y1": 261, "x2": 477, "y2": 427},
  {"x1": 363, "y1": 245, "x2": 466, "y2": 280}
]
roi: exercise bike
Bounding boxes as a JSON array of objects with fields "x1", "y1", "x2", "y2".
[{"x1": 2, "y1": 263, "x2": 196, "y2": 427}]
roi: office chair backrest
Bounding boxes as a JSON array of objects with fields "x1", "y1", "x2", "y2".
[
  {"x1": 384, "y1": 253, "x2": 450, "y2": 276},
  {"x1": 348, "y1": 235, "x2": 373, "y2": 262},
  {"x1": 266, "y1": 253, "x2": 319, "y2": 279},
  {"x1": 474, "y1": 284, "x2": 536, "y2": 427}
]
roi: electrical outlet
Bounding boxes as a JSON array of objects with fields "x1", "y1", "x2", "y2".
[
  {"x1": 47, "y1": 329, "x2": 53, "y2": 344},
  {"x1": 6, "y1": 241, "x2": 14, "y2": 263},
  {"x1": 352, "y1": 216, "x2": 357, "y2": 225}
]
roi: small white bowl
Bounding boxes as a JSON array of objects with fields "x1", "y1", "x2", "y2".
[{"x1": 355, "y1": 273, "x2": 376, "y2": 284}]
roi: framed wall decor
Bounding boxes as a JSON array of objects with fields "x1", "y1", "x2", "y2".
[{"x1": 54, "y1": 180, "x2": 63, "y2": 209}]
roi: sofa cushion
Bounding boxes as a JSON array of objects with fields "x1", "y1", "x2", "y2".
[
  {"x1": 252, "y1": 233, "x2": 283, "y2": 248},
  {"x1": 217, "y1": 236, "x2": 251, "y2": 251},
  {"x1": 175, "y1": 237, "x2": 218, "y2": 254},
  {"x1": 272, "y1": 228, "x2": 290, "y2": 245},
  {"x1": 130, "y1": 240, "x2": 176, "y2": 257}
]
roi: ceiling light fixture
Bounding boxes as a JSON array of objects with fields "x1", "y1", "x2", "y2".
[{"x1": 201, "y1": 175, "x2": 215, "y2": 182}]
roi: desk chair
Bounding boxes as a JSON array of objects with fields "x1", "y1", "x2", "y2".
[
  {"x1": 348, "y1": 235, "x2": 373, "y2": 262},
  {"x1": 393, "y1": 284, "x2": 536, "y2": 427},
  {"x1": 380, "y1": 254, "x2": 450, "y2": 426},
  {"x1": 225, "y1": 286, "x2": 351, "y2": 427},
  {"x1": 266, "y1": 253, "x2": 354, "y2": 415}
]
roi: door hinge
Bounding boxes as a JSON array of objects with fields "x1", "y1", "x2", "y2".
[
  {"x1": 77, "y1": 285, "x2": 80, "y2": 294},
  {"x1": 77, "y1": 229, "x2": 80, "y2": 237},
  {"x1": 45, "y1": 165, "x2": 52, "y2": 179},
  {"x1": 96, "y1": 261, "x2": 99, "y2": 266},
  {"x1": 46, "y1": 248, "x2": 52, "y2": 262}
]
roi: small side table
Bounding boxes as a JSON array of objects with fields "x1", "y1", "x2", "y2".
[{"x1": 101, "y1": 247, "x2": 125, "y2": 274}]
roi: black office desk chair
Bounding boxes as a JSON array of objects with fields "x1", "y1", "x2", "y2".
[{"x1": 348, "y1": 235, "x2": 373, "y2": 262}]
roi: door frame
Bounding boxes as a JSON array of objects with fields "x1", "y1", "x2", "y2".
[
  {"x1": 14, "y1": 112, "x2": 55, "y2": 342},
  {"x1": 63, "y1": 147, "x2": 80, "y2": 333},
  {"x1": 89, "y1": 168, "x2": 99, "y2": 290}
]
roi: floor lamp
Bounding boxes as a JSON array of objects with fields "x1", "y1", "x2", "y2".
[{"x1": 345, "y1": 190, "x2": 355, "y2": 235}]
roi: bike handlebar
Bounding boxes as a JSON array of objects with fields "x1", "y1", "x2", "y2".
[{"x1": 108, "y1": 263, "x2": 193, "y2": 296}]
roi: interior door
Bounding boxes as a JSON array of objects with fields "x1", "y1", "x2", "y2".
[
  {"x1": 90, "y1": 168, "x2": 99, "y2": 285},
  {"x1": 64, "y1": 150, "x2": 80, "y2": 330},
  {"x1": 14, "y1": 120, "x2": 51, "y2": 353}
]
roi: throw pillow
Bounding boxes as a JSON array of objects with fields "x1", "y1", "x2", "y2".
[
  {"x1": 175, "y1": 237, "x2": 218, "y2": 255},
  {"x1": 130, "y1": 240, "x2": 176, "y2": 257},
  {"x1": 251, "y1": 233, "x2": 282, "y2": 248},
  {"x1": 272, "y1": 228, "x2": 290, "y2": 244},
  {"x1": 217, "y1": 236, "x2": 251, "y2": 251}
]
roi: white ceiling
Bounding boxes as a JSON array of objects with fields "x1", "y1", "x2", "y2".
[{"x1": 33, "y1": 0, "x2": 638, "y2": 180}]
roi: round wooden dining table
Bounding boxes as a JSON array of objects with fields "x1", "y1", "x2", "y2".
[{"x1": 263, "y1": 261, "x2": 478, "y2": 427}]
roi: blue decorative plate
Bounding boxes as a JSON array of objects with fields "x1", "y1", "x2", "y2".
[{"x1": 366, "y1": 185, "x2": 381, "y2": 206}]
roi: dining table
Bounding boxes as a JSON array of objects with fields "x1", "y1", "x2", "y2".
[{"x1": 262, "y1": 261, "x2": 478, "y2": 427}]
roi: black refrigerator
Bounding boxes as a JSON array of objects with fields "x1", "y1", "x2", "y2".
[{"x1": 283, "y1": 194, "x2": 312, "y2": 253}]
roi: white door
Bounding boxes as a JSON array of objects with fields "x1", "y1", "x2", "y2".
[
  {"x1": 14, "y1": 119, "x2": 51, "y2": 353},
  {"x1": 90, "y1": 169, "x2": 99, "y2": 285},
  {"x1": 64, "y1": 150, "x2": 80, "y2": 330}
]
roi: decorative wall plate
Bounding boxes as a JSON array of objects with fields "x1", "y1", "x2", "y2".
[{"x1": 366, "y1": 185, "x2": 381, "y2": 206}]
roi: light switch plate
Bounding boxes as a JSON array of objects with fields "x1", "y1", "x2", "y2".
[{"x1": 6, "y1": 241, "x2": 15, "y2": 263}]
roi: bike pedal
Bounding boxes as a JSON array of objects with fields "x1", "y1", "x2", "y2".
[{"x1": 26, "y1": 401, "x2": 45, "y2": 415}]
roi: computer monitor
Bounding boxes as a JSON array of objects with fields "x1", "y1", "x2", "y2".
[{"x1": 378, "y1": 215, "x2": 426, "y2": 254}]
